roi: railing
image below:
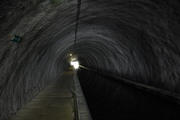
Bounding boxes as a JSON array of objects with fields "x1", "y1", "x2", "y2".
[
  {"x1": 72, "y1": 70, "x2": 79, "y2": 120},
  {"x1": 73, "y1": 89, "x2": 79, "y2": 120},
  {"x1": 72, "y1": 70, "x2": 92, "y2": 120}
]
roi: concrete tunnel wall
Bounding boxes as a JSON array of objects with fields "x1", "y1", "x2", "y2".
[{"x1": 0, "y1": 0, "x2": 180, "y2": 119}]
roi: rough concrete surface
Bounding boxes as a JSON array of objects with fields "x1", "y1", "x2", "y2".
[{"x1": 0, "y1": 0, "x2": 180, "y2": 119}]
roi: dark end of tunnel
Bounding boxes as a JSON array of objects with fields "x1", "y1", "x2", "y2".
[{"x1": 77, "y1": 68, "x2": 180, "y2": 120}]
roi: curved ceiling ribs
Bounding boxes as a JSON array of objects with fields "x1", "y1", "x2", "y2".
[{"x1": 0, "y1": 0, "x2": 180, "y2": 119}]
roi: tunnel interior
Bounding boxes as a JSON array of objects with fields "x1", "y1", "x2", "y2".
[{"x1": 0, "y1": 0, "x2": 180, "y2": 120}]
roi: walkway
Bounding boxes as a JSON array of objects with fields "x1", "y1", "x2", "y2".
[{"x1": 10, "y1": 71, "x2": 91, "y2": 120}]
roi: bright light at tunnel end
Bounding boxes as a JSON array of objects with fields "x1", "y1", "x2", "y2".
[
  {"x1": 70, "y1": 60, "x2": 79, "y2": 69},
  {"x1": 69, "y1": 54, "x2": 79, "y2": 69}
]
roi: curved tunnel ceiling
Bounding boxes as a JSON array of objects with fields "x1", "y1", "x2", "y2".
[{"x1": 0, "y1": 0, "x2": 180, "y2": 119}]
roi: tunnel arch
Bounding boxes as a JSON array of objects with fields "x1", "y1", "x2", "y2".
[{"x1": 0, "y1": 0, "x2": 180, "y2": 119}]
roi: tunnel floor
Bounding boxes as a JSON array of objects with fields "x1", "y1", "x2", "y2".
[{"x1": 10, "y1": 71, "x2": 74, "y2": 120}]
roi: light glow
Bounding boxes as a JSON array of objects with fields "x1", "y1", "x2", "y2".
[{"x1": 70, "y1": 60, "x2": 79, "y2": 69}]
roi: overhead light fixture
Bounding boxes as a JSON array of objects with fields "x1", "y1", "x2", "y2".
[{"x1": 70, "y1": 59, "x2": 79, "y2": 69}]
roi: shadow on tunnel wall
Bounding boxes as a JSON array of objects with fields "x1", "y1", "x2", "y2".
[{"x1": 77, "y1": 68, "x2": 180, "y2": 120}]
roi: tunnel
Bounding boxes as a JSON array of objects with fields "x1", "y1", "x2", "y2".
[{"x1": 0, "y1": 0, "x2": 180, "y2": 120}]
